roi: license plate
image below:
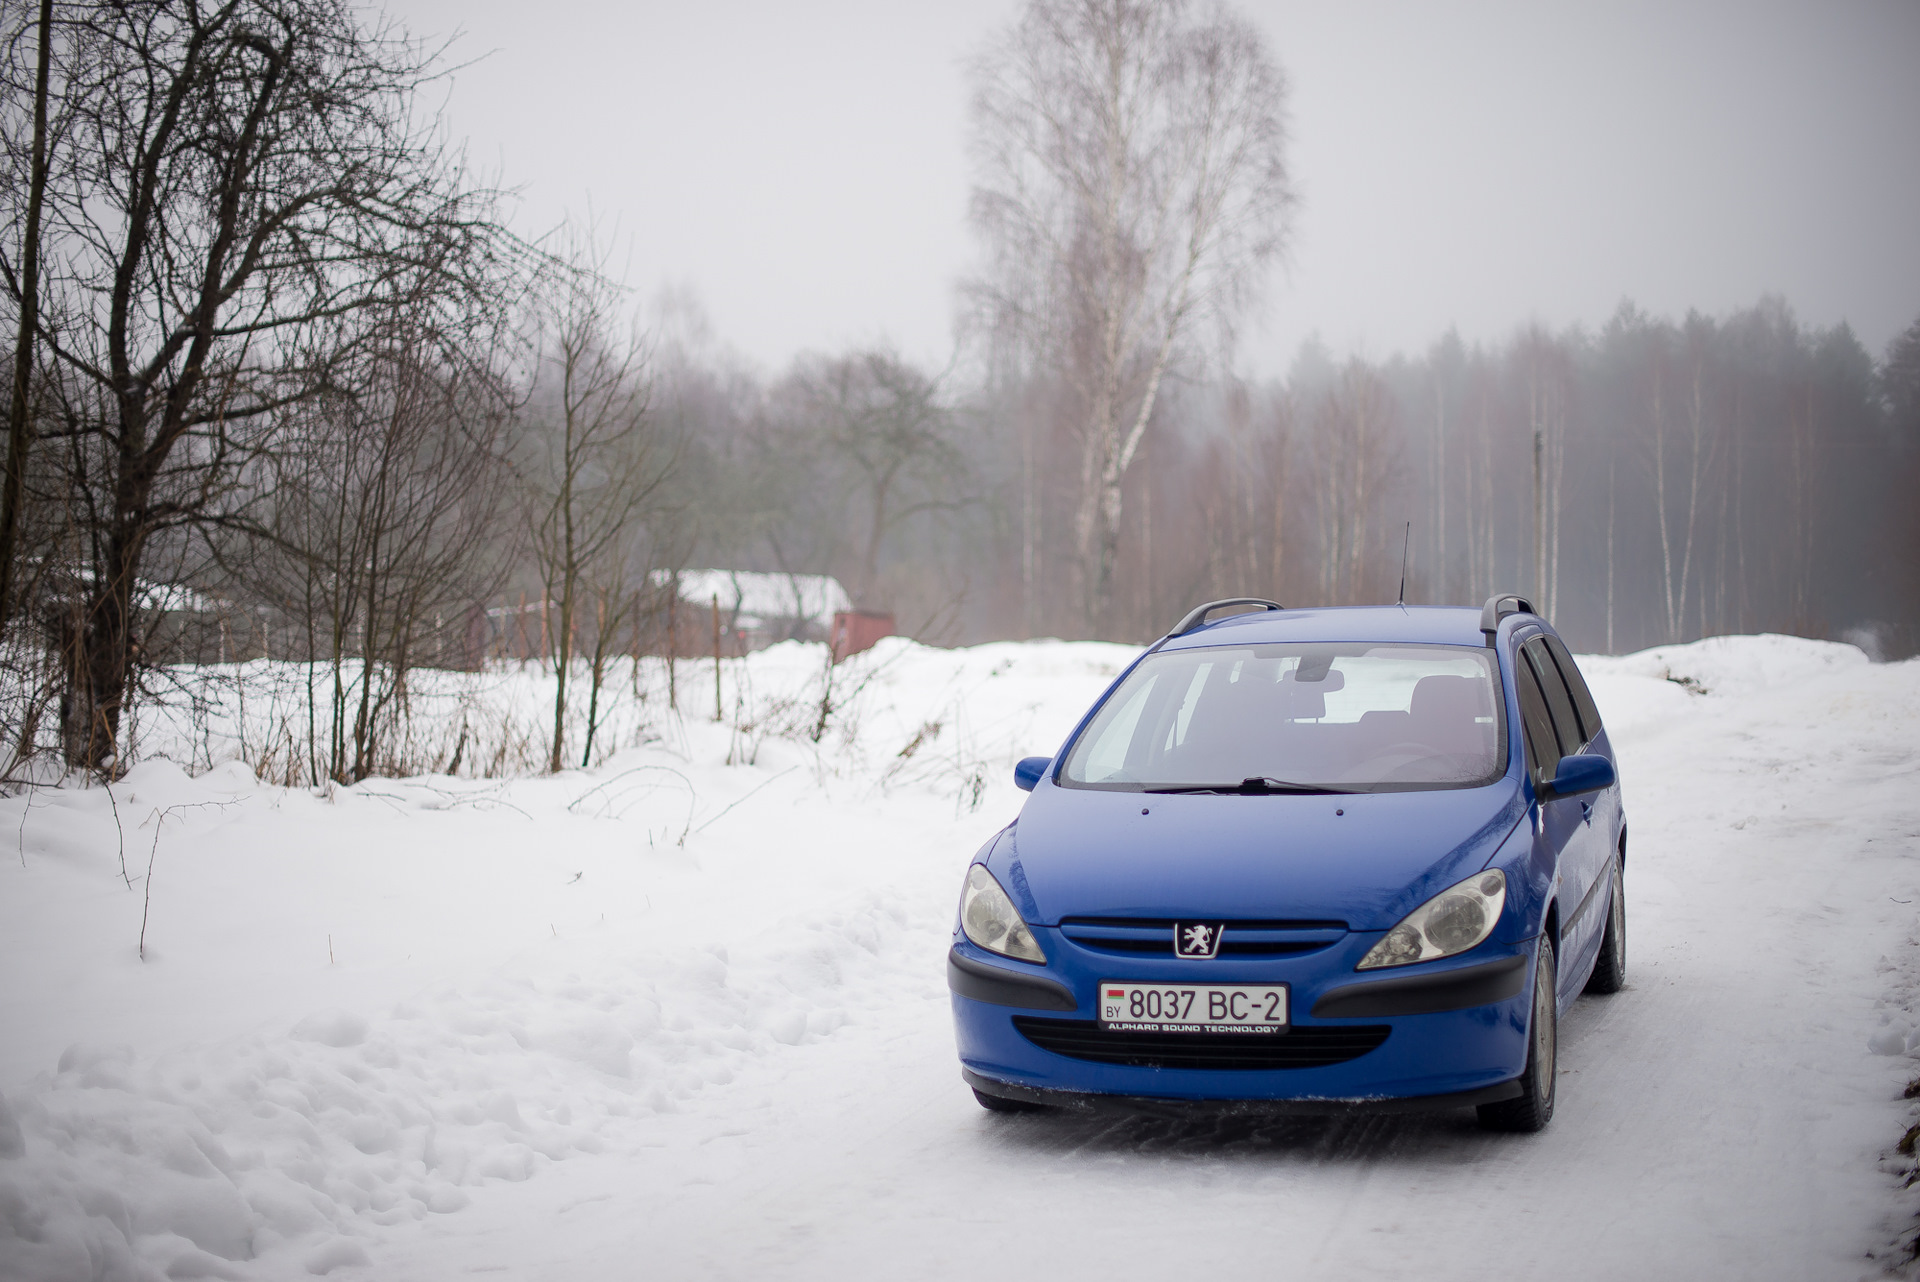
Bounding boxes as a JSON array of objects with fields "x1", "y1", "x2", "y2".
[{"x1": 1099, "y1": 982, "x2": 1289, "y2": 1034}]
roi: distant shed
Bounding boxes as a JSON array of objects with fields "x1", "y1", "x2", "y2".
[
  {"x1": 651, "y1": 570, "x2": 852, "y2": 653},
  {"x1": 831, "y1": 610, "x2": 894, "y2": 662}
]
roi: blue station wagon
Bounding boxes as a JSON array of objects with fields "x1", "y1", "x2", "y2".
[{"x1": 948, "y1": 595, "x2": 1626, "y2": 1131}]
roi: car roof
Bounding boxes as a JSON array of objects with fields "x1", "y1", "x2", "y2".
[{"x1": 1157, "y1": 604, "x2": 1498, "y2": 651}]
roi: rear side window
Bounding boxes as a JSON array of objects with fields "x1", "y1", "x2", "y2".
[
  {"x1": 1523, "y1": 639, "x2": 1585, "y2": 757},
  {"x1": 1513, "y1": 655, "x2": 1560, "y2": 784},
  {"x1": 1542, "y1": 635, "x2": 1602, "y2": 743}
]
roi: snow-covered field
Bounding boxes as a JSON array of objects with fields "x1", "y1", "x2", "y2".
[{"x1": 2, "y1": 633, "x2": 1918, "y2": 1281}]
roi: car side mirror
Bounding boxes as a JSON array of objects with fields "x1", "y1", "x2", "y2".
[
  {"x1": 1014, "y1": 756, "x2": 1051, "y2": 792},
  {"x1": 1543, "y1": 753, "x2": 1614, "y2": 800}
]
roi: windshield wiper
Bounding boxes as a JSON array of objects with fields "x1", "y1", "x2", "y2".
[{"x1": 1144, "y1": 776, "x2": 1359, "y2": 796}]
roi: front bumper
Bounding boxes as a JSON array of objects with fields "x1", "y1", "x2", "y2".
[
  {"x1": 950, "y1": 930, "x2": 1537, "y2": 1105},
  {"x1": 963, "y1": 1069, "x2": 1522, "y2": 1116}
]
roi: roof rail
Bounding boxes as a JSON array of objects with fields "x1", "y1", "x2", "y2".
[
  {"x1": 1478, "y1": 592, "x2": 1536, "y2": 642},
  {"x1": 1167, "y1": 598, "x2": 1284, "y2": 638}
]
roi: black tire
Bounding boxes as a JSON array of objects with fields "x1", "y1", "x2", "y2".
[
  {"x1": 1478, "y1": 935, "x2": 1557, "y2": 1133},
  {"x1": 972, "y1": 1086, "x2": 1046, "y2": 1114},
  {"x1": 1584, "y1": 858, "x2": 1626, "y2": 995}
]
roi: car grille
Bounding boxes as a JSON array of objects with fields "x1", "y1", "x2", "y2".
[
  {"x1": 1057, "y1": 917, "x2": 1347, "y2": 958},
  {"x1": 1012, "y1": 1017, "x2": 1390, "y2": 1070}
]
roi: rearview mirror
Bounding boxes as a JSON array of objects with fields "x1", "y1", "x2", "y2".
[
  {"x1": 1544, "y1": 753, "x2": 1615, "y2": 800},
  {"x1": 1014, "y1": 756, "x2": 1051, "y2": 792}
]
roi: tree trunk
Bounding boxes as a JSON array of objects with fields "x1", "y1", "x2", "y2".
[
  {"x1": 0, "y1": 0, "x2": 54, "y2": 641},
  {"x1": 860, "y1": 467, "x2": 894, "y2": 608},
  {"x1": 1546, "y1": 375, "x2": 1565, "y2": 622},
  {"x1": 1020, "y1": 402, "x2": 1037, "y2": 638},
  {"x1": 1530, "y1": 369, "x2": 1544, "y2": 611},
  {"x1": 1674, "y1": 358, "x2": 1707, "y2": 641},
  {"x1": 581, "y1": 591, "x2": 607, "y2": 769},
  {"x1": 1432, "y1": 381, "x2": 1447, "y2": 603},
  {"x1": 549, "y1": 586, "x2": 572, "y2": 774},
  {"x1": 64, "y1": 533, "x2": 138, "y2": 770},
  {"x1": 1605, "y1": 452, "x2": 1616, "y2": 653},
  {"x1": 64, "y1": 431, "x2": 159, "y2": 770},
  {"x1": 1652, "y1": 363, "x2": 1679, "y2": 642}
]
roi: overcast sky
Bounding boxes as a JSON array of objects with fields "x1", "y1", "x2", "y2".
[{"x1": 386, "y1": 0, "x2": 1920, "y2": 381}]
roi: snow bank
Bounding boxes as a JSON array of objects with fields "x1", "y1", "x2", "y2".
[
  {"x1": 0, "y1": 638, "x2": 1130, "y2": 1279},
  {"x1": 1572, "y1": 632, "x2": 1872, "y2": 742},
  {"x1": 1583, "y1": 631, "x2": 1869, "y2": 698},
  {"x1": 123, "y1": 635, "x2": 1140, "y2": 787},
  {"x1": 2, "y1": 632, "x2": 1915, "y2": 1280}
]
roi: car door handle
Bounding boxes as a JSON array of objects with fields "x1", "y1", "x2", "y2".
[{"x1": 1580, "y1": 800, "x2": 1594, "y2": 825}]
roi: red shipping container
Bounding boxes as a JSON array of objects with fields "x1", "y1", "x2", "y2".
[{"x1": 831, "y1": 610, "x2": 894, "y2": 662}]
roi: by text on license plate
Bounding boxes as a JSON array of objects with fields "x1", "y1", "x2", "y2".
[{"x1": 1099, "y1": 982, "x2": 1289, "y2": 1034}]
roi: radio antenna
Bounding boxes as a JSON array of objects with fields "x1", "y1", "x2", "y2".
[{"x1": 1396, "y1": 521, "x2": 1411, "y2": 606}]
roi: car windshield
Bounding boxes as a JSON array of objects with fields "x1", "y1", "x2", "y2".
[{"x1": 1059, "y1": 642, "x2": 1506, "y2": 793}]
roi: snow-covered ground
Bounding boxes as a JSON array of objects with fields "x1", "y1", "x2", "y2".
[{"x1": 2, "y1": 633, "x2": 1917, "y2": 1280}]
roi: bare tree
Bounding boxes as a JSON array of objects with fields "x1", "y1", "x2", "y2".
[
  {"x1": 245, "y1": 287, "x2": 515, "y2": 783},
  {"x1": 525, "y1": 230, "x2": 674, "y2": 773},
  {"x1": 968, "y1": 0, "x2": 1293, "y2": 631},
  {"x1": 1885, "y1": 316, "x2": 1920, "y2": 442},
  {"x1": 299, "y1": 318, "x2": 510, "y2": 783},
  {"x1": 9, "y1": 0, "x2": 511, "y2": 770},
  {"x1": 779, "y1": 348, "x2": 964, "y2": 608}
]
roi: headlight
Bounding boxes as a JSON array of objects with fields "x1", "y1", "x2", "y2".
[
  {"x1": 959, "y1": 864, "x2": 1046, "y2": 964},
  {"x1": 1357, "y1": 869, "x2": 1506, "y2": 970}
]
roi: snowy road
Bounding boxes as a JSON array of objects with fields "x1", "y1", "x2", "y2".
[
  {"x1": 377, "y1": 639, "x2": 1919, "y2": 1282},
  {"x1": 3, "y1": 636, "x2": 1917, "y2": 1280}
]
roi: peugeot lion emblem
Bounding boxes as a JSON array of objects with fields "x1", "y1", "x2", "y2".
[{"x1": 1174, "y1": 921, "x2": 1225, "y2": 959}]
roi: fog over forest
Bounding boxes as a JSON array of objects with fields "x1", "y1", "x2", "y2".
[
  {"x1": 0, "y1": 0, "x2": 1914, "y2": 780},
  {"x1": 677, "y1": 298, "x2": 1917, "y2": 661}
]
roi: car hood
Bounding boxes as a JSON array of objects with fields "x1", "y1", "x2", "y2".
[{"x1": 997, "y1": 778, "x2": 1527, "y2": 932}]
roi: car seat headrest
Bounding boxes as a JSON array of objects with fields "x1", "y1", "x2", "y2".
[{"x1": 1410, "y1": 674, "x2": 1489, "y2": 723}]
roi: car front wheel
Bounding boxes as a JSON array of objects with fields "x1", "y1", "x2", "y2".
[{"x1": 1478, "y1": 934, "x2": 1557, "y2": 1133}]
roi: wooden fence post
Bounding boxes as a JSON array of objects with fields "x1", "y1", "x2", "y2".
[
  {"x1": 711, "y1": 594, "x2": 723, "y2": 722},
  {"x1": 629, "y1": 590, "x2": 641, "y2": 697}
]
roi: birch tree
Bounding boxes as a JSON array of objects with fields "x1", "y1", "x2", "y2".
[
  {"x1": 1307, "y1": 360, "x2": 1398, "y2": 605},
  {"x1": 1638, "y1": 312, "x2": 1716, "y2": 643},
  {"x1": 1517, "y1": 326, "x2": 1572, "y2": 621},
  {"x1": 967, "y1": 0, "x2": 1293, "y2": 631}
]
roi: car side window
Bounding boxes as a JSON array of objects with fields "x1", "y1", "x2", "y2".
[
  {"x1": 1513, "y1": 654, "x2": 1560, "y2": 787},
  {"x1": 1523, "y1": 639, "x2": 1585, "y2": 757},
  {"x1": 1542, "y1": 635, "x2": 1602, "y2": 743}
]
